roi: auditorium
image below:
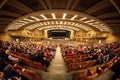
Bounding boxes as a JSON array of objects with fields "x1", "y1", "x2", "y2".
[{"x1": 0, "y1": 0, "x2": 120, "y2": 80}]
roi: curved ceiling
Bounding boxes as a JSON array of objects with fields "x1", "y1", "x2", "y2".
[
  {"x1": 6, "y1": 10, "x2": 112, "y2": 32},
  {"x1": 0, "y1": 0, "x2": 120, "y2": 33}
]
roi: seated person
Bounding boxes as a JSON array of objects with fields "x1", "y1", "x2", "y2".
[
  {"x1": 97, "y1": 67, "x2": 102, "y2": 73},
  {"x1": 87, "y1": 70, "x2": 93, "y2": 76},
  {"x1": 3, "y1": 64, "x2": 20, "y2": 80},
  {"x1": 5, "y1": 49, "x2": 19, "y2": 62}
]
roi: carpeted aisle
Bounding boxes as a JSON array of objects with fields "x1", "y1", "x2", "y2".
[
  {"x1": 41, "y1": 45, "x2": 73, "y2": 80},
  {"x1": 47, "y1": 46, "x2": 67, "y2": 73}
]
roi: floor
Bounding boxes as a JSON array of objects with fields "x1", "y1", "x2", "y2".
[
  {"x1": 39, "y1": 46, "x2": 73, "y2": 80},
  {"x1": 33, "y1": 46, "x2": 115, "y2": 80}
]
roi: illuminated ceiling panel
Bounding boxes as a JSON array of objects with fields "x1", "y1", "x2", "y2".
[
  {"x1": 25, "y1": 21, "x2": 92, "y2": 31},
  {"x1": 62, "y1": 13, "x2": 67, "y2": 19},
  {"x1": 6, "y1": 10, "x2": 113, "y2": 33},
  {"x1": 45, "y1": 28, "x2": 74, "y2": 32},
  {"x1": 40, "y1": 14, "x2": 48, "y2": 20},
  {"x1": 38, "y1": 25, "x2": 79, "y2": 31}
]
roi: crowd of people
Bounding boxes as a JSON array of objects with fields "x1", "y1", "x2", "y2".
[
  {"x1": 0, "y1": 39, "x2": 120, "y2": 80},
  {"x1": 62, "y1": 41, "x2": 120, "y2": 64},
  {"x1": 0, "y1": 40, "x2": 56, "y2": 80},
  {"x1": 61, "y1": 41, "x2": 120, "y2": 79}
]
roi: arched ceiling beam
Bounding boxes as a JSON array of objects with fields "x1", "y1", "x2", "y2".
[
  {"x1": 0, "y1": 0, "x2": 7, "y2": 9},
  {"x1": 0, "y1": 18, "x2": 14, "y2": 21},
  {"x1": 6, "y1": 10, "x2": 112, "y2": 33},
  {"x1": 97, "y1": 12, "x2": 120, "y2": 19},
  {"x1": 85, "y1": 0, "x2": 111, "y2": 14},
  {"x1": 70, "y1": 0, "x2": 81, "y2": 10},
  {"x1": 7, "y1": 0, "x2": 33, "y2": 13},
  {"x1": 38, "y1": 0, "x2": 48, "y2": 9},
  {"x1": 45, "y1": 28, "x2": 73, "y2": 32},
  {"x1": 66, "y1": 0, "x2": 73, "y2": 10},
  {"x1": 109, "y1": 0, "x2": 120, "y2": 14},
  {"x1": 37, "y1": 26, "x2": 79, "y2": 31},
  {"x1": 24, "y1": 24, "x2": 86, "y2": 31},
  {"x1": 44, "y1": 0, "x2": 52, "y2": 9},
  {"x1": 0, "y1": 10, "x2": 21, "y2": 17}
]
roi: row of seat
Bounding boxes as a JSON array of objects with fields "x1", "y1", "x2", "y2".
[
  {"x1": 12, "y1": 63, "x2": 41, "y2": 80},
  {"x1": 68, "y1": 60, "x2": 96, "y2": 72},
  {"x1": 74, "y1": 56, "x2": 120, "y2": 80},
  {"x1": 11, "y1": 53, "x2": 47, "y2": 71},
  {"x1": 63, "y1": 53, "x2": 90, "y2": 60},
  {"x1": 14, "y1": 52, "x2": 53, "y2": 62},
  {"x1": 63, "y1": 52, "x2": 100, "y2": 72},
  {"x1": 65, "y1": 56, "x2": 89, "y2": 65}
]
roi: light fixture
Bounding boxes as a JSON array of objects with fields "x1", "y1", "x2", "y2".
[
  {"x1": 62, "y1": 13, "x2": 67, "y2": 19},
  {"x1": 64, "y1": 21, "x2": 67, "y2": 25},
  {"x1": 23, "y1": 18, "x2": 34, "y2": 22},
  {"x1": 52, "y1": 13, "x2": 56, "y2": 19},
  {"x1": 56, "y1": 21, "x2": 58, "y2": 24},
  {"x1": 18, "y1": 20, "x2": 29, "y2": 24},
  {"x1": 84, "y1": 20, "x2": 95, "y2": 23},
  {"x1": 51, "y1": 21, "x2": 54, "y2": 24},
  {"x1": 47, "y1": 22, "x2": 50, "y2": 25},
  {"x1": 94, "y1": 22, "x2": 100, "y2": 24},
  {"x1": 71, "y1": 15, "x2": 77, "y2": 20},
  {"x1": 30, "y1": 16, "x2": 40, "y2": 21},
  {"x1": 80, "y1": 17, "x2": 87, "y2": 21},
  {"x1": 43, "y1": 22, "x2": 47, "y2": 25},
  {"x1": 40, "y1": 14, "x2": 47, "y2": 20},
  {"x1": 60, "y1": 21, "x2": 62, "y2": 24}
]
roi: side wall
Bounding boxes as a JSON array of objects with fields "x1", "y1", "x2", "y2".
[
  {"x1": 0, "y1": 32, "x2": 120, "y2": 42},
  {"x1": 106, "y1": 27, "x2": 120, "y2": 43},
  {"x1": 105, "y1": 34, "x2": 120, "y2": 43},
  {"x1": 0, "y1": 32, "x2": 13, "y2": 41}
]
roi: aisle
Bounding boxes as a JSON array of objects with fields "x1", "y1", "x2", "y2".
[
  {"x1": 48, "y1": 46, "x2": 66, "y2": 73},
  {"x1": 41, "y1": 45, "x2": 73, "y2": 80}
]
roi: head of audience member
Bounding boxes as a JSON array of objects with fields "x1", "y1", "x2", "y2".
[{"x1": 5, "y1": 49, "x2": 11, "y2": 55}]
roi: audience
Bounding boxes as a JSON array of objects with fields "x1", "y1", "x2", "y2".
[{"x1": 0, "y1": 39, "x2": 120, "y2": 80}]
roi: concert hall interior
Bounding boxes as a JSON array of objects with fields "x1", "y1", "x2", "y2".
[{"x1": 0, "y1": 0, "x2": 120, "y2": 80}]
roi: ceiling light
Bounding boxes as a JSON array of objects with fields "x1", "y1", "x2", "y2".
[
  {"x1": 80, "y1": 17, "x2": 87, "y2": 21},
  {"x1": 75, "y1": 23, "x2": 78, "y2": 26},
  {"x1": 60, "y1": 21, "x2": 62, "y2": 24},
  {"x1": 52, "y1": 13, "x2": 56, "y2": 19},
  {"x1": 94, "y1": 22, "x2": 100, "y2": 24},
  {"x1": 84, "y1": 20, "x2": 95, "y2": 23},
  {"x1": 64, "y1": 21, "x2": 67, "y2": 25},
  {"x1": 43, "y1": 22, "x2": 47, "y2": 25},
  {"x1": 40, "y1": 14, "x2": 47, "y2": 20},
  {"x1": 14, "y1": 22, "x2": 25, "y2": 25},
  {"x1": 68, "y1": 22, "x2": 71, "y2": 25},
  {"x1": 18, "y1": 20, "x2": 29, "y2": 24},
  {"x1": 62, "y1": 13, "x2": 67, "y2": 19},
  {"x1": 47, "y1": 22, "x2": 50, "y2": 25},
  {"x1": 89, "y1": 23, "x2": 94, "y2": 25},
  {"x1": 71, "y1": 23, "x2": 75, "y2": 26},
  {"x1": 30, "y1": 16, "x2": 40, "y2": 21},
  {"x1": 56, "y1": 21, "x2": 59, "y2": 24},
  {"x1": 71, "y1": 15, "x2": 77, "y2": 20},
  {"x1": 51, "y1": 21, "x2": 54, "y2": 24}
]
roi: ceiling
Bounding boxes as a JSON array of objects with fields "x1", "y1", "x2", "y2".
[{"x1": 0, "y1": 0, "x2": 120, "y2": 33}]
